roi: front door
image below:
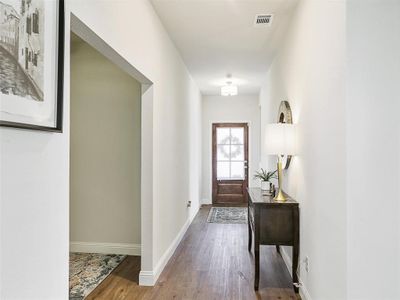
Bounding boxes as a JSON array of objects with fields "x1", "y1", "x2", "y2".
[{"x1": 212, "y1": 123, "x2": 249, "y2": 205}]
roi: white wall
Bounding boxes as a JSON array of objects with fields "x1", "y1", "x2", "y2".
[
  {"x1": 346, "y1": 1, "x2": 400, "y2": 299},
  {"x1": 259, "y1": 1, "x2": 346, "y2": 299},
  {"x1": 189, "y1": 81, "x2": 202, "y2": 220},
  {"x1": 70, "y1": 35, "x2": 141, "y2": 249},
  {"x1": 0, "y1": 0, "x2": 202, "y2": 298},
  {"x1": 201, "y1": 95, "x2": 260, "y2": 204}
]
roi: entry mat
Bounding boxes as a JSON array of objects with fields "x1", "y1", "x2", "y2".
[
  {"x1": 207, "y1": 206, "x2": 248, "y2": 224},
  {"x1": 69, "y1": 252, "x2": 126, "y2": 299}
]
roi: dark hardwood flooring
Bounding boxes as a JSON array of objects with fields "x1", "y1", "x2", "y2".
[{"x1": 86, "y1": 205, "x2": 299, "y2": 300}]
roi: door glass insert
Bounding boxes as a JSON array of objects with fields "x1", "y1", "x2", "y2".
[{"x1": 216, "y1": 127, "x2": 245, "y2": 179}]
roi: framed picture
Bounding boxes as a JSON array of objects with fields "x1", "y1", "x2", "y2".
[{"x1": 0, "y1": 0, "x2": 64, "y2": 132}]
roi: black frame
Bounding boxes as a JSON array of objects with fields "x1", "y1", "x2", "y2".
[{"x1": 0, "y1": 0, "x2": 65, "y2": 132}]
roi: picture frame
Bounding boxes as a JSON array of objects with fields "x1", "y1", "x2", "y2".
[{"x1": 0, "y1": 0, "x2": 65, "y2": 132}]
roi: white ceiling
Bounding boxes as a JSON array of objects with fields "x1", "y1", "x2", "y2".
[{"x1": 151, "y1": 0, "x2": 298, "y2": 95}]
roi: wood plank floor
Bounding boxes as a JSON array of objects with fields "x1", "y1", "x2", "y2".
[{"x1": 86, "y1": 205, "x2": 300, "y2": 300}]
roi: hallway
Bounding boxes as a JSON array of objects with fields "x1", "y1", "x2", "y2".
[
  {"x1": 87, "y1": 206, "x2": 298, "y2": 300},
  {"x1": 1, "y1": 1, "x2": 400, "y2": 299}
]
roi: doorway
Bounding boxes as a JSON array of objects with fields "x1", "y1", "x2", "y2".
[
  {"x1": 212, "y1": 123, "x2": 249, "y2": 205},
  {"x1": 68, "y1": 13, "x2": 155, "y2": 292},
  {"x1": 69, "y1": 31, "x2": 142, "y2": 298}
]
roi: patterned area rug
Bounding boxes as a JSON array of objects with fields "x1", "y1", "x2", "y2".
[
  {"x1": 207, "y1": 207, "x2": 248, "y2": 224},
  {"x1": 69, "y1": 253, "x2": 126, "y2": 300}
]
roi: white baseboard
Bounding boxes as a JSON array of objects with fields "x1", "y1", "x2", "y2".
[
  {"x1": 280, "y1": 246, "x2": 312, "y2": 300},
  {"x1": 139, "y1": 206, "x2": 199, "y2": 286},
  {"x1": 201, "y1": 198, "x2": 211, "y2": 205},
  {"x1": 299, "y1": 280, "x2": 312, "y2": 300},
  {"x1": 70, "y1": 241, "x2": 141, "y2": 256},
  {"x1": 138, "y1": 270, "x2": 154, "y2": 286}
]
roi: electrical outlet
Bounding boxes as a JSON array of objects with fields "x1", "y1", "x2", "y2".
[
  {"x1": 187, "y1": 201, "x2": 192, "y2": 208},
  {"x1": 303, "y1": 256, "x2": 310, "y2": 273}
]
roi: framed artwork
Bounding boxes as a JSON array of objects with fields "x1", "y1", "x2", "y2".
[{"x1": 0, "y1": 0, "x2": 64, "y2": 132}]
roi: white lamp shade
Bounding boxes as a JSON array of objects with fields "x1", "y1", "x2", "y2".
[{"x1": 265, "y1": 123, "x2": 296, "y2": 155}]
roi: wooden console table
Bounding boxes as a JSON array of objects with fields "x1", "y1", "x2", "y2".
[{"x1": 247, "y1": 187, "x2": 299, "y2": 292}]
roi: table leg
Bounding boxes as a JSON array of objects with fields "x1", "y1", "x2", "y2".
[
  {"x1": 292, "y1": 207, "x2": 300, "y2": 293},
  {"x1": 248, "y1": 213, "x2": 252, "y2": 252},
  {"x1": 292, "y1": 244, "x2": 299, "y2": 293},
  {"x1": 254, "y1": 241, "x2": 259, "y2": 290}
]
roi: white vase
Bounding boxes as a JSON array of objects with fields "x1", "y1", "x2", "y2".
[{"x1": 261, "y1": 181, "x2": 269, "y2": 191}]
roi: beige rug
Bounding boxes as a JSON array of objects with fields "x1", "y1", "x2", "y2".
[
  {"x1": 207, "y1": 207, "x2": 248, "y2": 224},
  {"x1": 69, "y1": 253, "x2": 126, "y2": 299}
]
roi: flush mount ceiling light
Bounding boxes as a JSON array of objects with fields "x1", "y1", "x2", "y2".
[{"x1": 221, "y1": 81, "x2": 238, "y2": 96}]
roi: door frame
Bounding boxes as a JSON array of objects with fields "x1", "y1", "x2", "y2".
[
  {"x1": 69, "y1": 14, "x2": 155, "y2": 285},
  {"x1": 211, "y1": 122, "x2": 249, "y2": 205}
]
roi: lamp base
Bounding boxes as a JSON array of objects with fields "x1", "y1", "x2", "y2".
[
  {"x1": 274, "y1": 156, "x2": 287, "y2": 202},
  {"x1": 274, "y1": 188, "x2": 287, "y2": 202}
]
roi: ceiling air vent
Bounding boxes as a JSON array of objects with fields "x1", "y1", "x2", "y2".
[{"x1": 254, "y1": 14, "x2": 273, "y2": 27}]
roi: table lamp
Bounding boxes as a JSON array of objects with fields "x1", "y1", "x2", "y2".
[{"x1": 265, "y1": 123, "x2": 296, "y2": 202}]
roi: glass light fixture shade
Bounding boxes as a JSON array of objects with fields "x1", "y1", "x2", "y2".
[
  {"x1": 265, "y1": 123, "x2": 297, "y2": 155},
  {"x1": 221, "y1": 84, "x2": 238, "y2": 96}
]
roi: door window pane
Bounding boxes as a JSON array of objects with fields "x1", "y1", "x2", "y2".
[
  {"x1": 216, "y1": 128, "x2": 230, "y2": 144},
  {"x1": 217, "y1": 162, "x2": 230, "y2": 179},
  {"x1": 230, "y1": 145, "x2": 244, "y2": 161},
  {"x1": 231, "y1": 128, "x2": 244, "y2": 144},
  {"x1": 217, "y1": 145, "x2": 230, "y2": 161},
  {"x1": 231, "y1": 162, "x2": 244, "y2": 179}
]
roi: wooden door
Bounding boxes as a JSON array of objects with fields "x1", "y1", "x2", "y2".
[{"x1": 212, "y1": 123, "x2": 249, "y2": 205}]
